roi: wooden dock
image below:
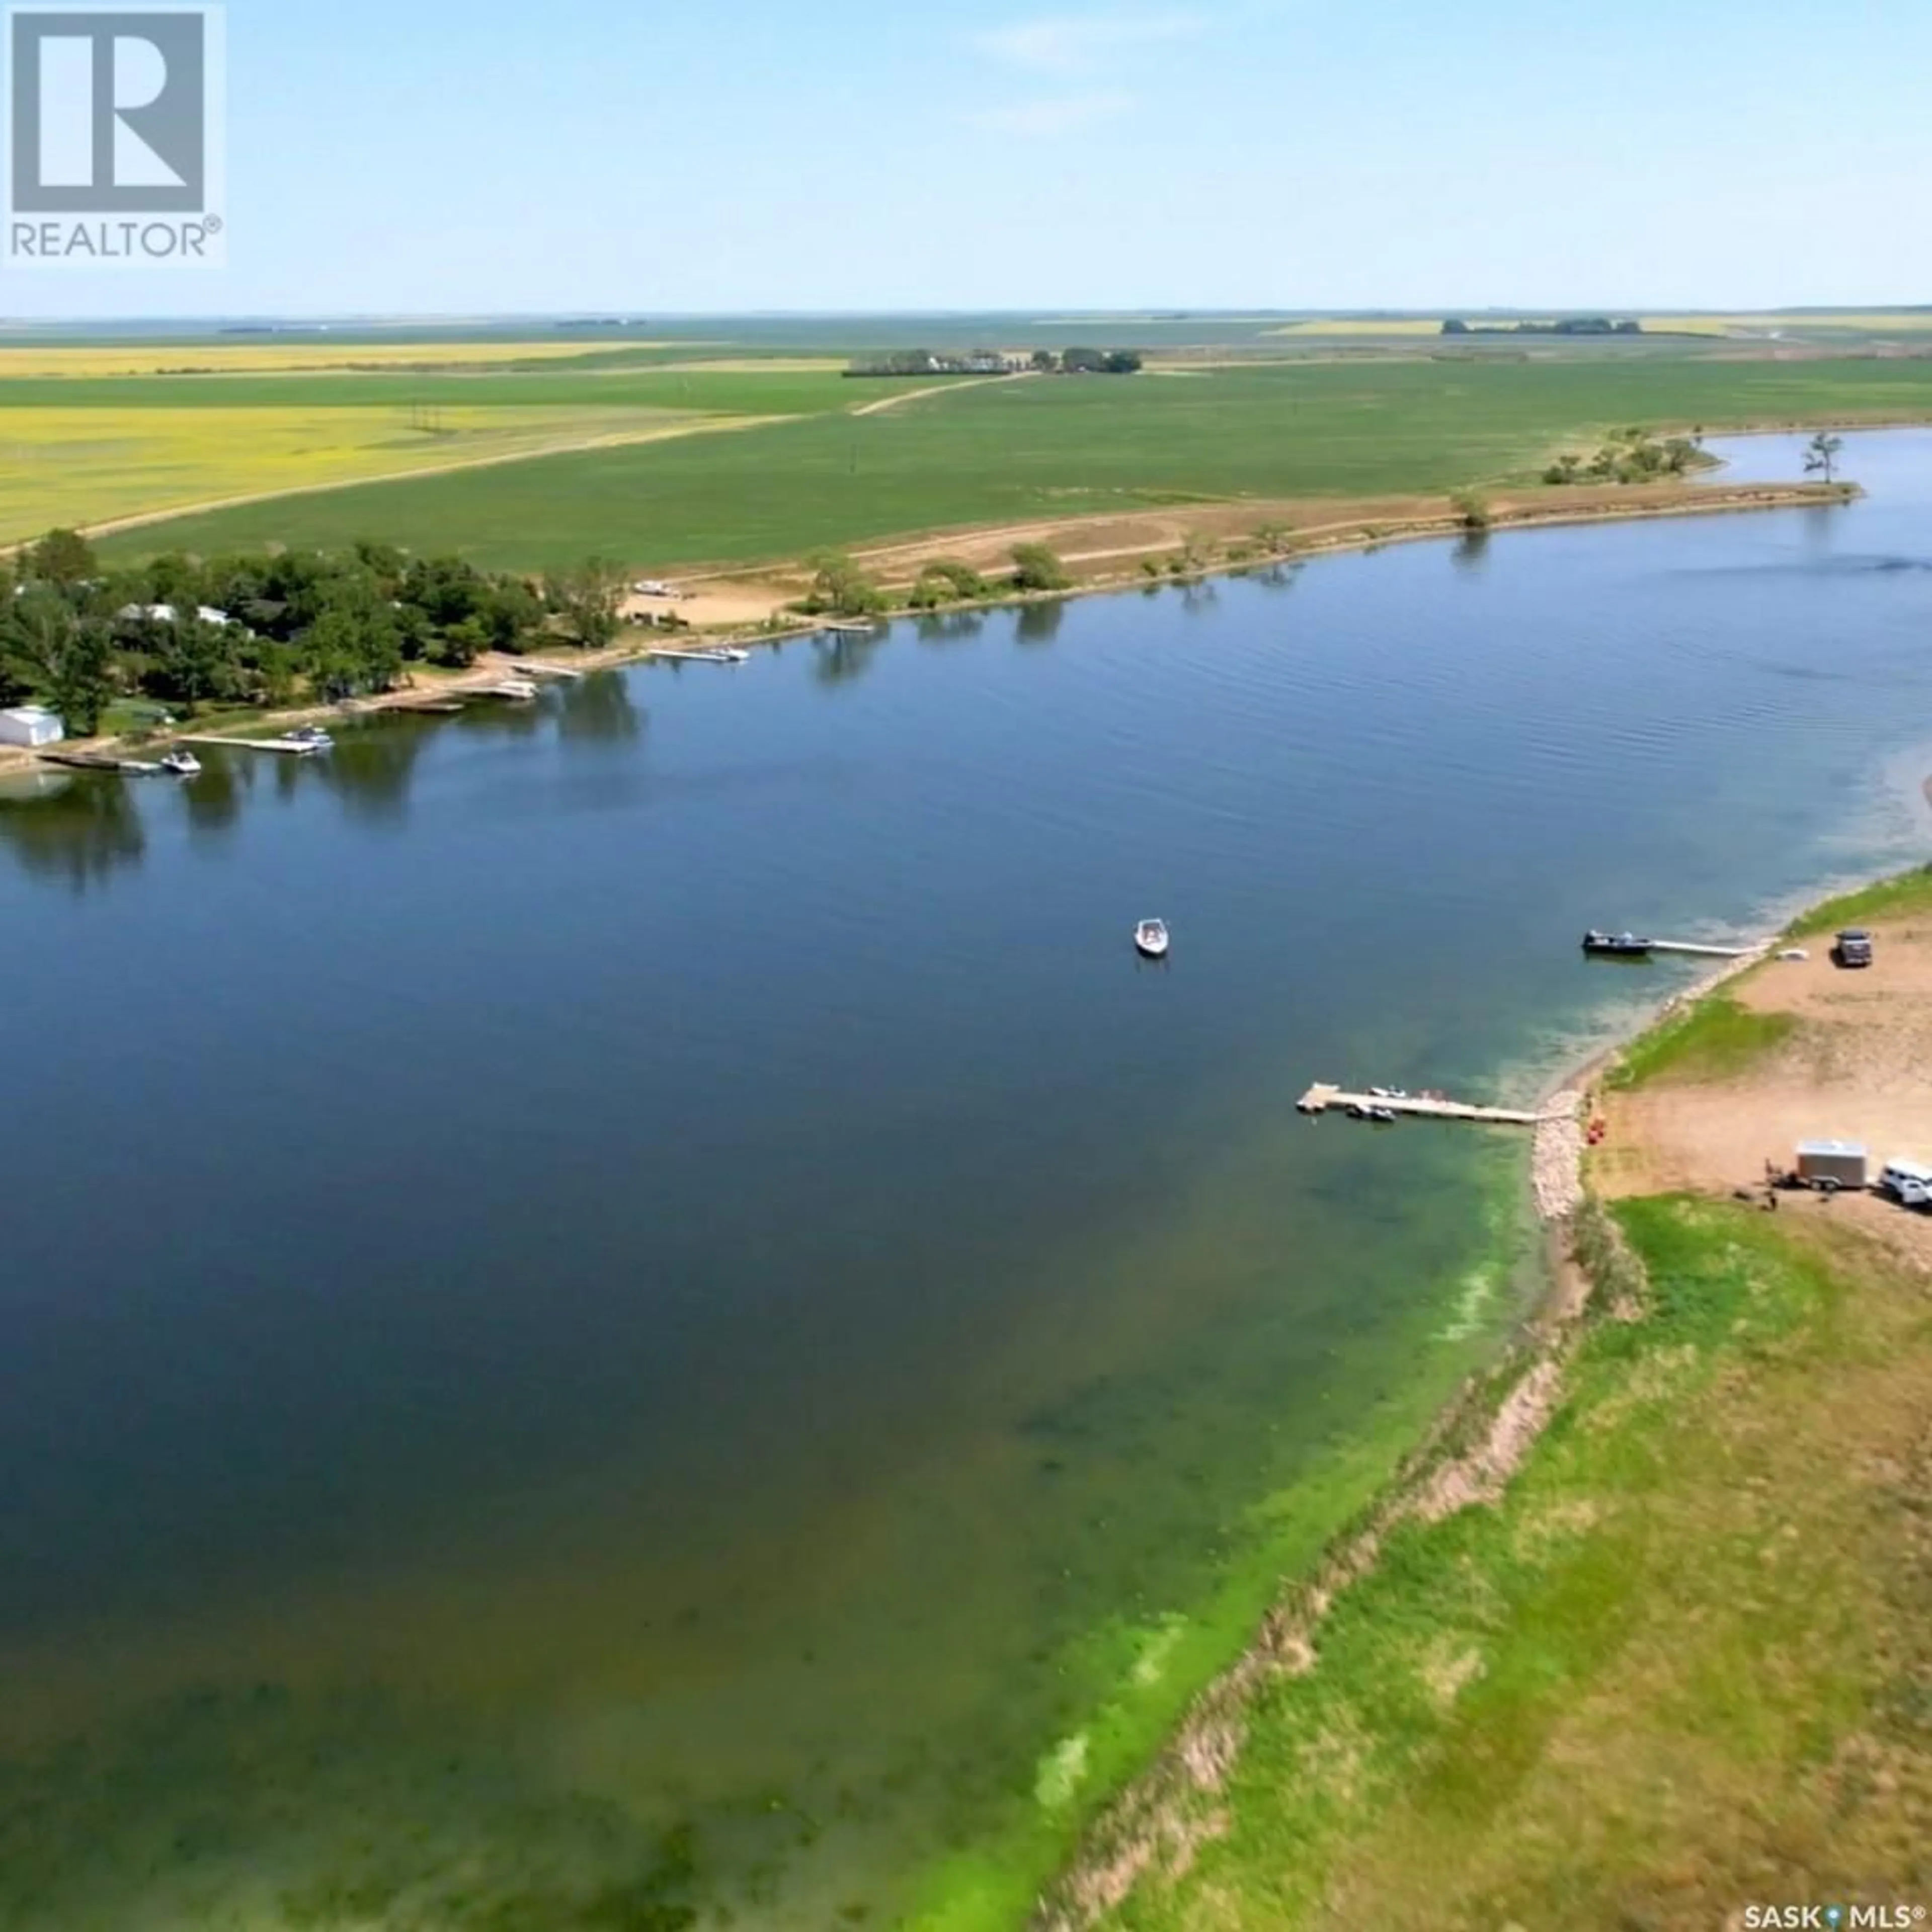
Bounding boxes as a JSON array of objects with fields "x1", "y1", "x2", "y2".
[
  {"x1": 511, "y1": 661, "x2": 585, "y2": 681},
  {"x1": 40, "y1": 750, "x2": 159, "y2": 774},
  {"x1": 1297, "y1": 1084, "x2": 1565, "y2": 1128},
  {"x1": 1647, "y1": 940, "x2": 1755, "y2": 959},
  {"x1": 177, "y1": 735, "x2": 320, "y2": 757}
]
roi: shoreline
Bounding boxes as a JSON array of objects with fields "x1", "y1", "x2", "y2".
[
  {"x1": 0, "y1": 473, "x2": 1855, "y2": 782},
  {"x1": 1038, "y1": 847, "x2": 1918, "y2": 1930}
]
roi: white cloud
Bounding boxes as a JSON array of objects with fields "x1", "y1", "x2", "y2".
[
  {"x1": 973, "y1": 12, "x2": 1202, "y2": 75},
  {"x1": 964, "y1": 90, "x2": 1141, "y2": 136}
]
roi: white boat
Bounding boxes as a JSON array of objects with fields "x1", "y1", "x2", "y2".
[
  {"x1": 494, "y1": 678, "x2": 540, "y2": 701},
  {"x1": 281, "y1": 725, "x2": 335, "y2": 751},
  {"x1": 160, "y1": 748, "x2": 202, "y2": 777},
  {"x1": 693, "y1": 647, "x2": 749, "y2": 665},
  {"x1": 1135, "y1": 919, "x2": 1170, "y2": 959}
]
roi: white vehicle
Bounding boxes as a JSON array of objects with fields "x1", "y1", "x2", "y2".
[
  {"x1": 160, "y1": 749, "x2": 202, "y2": 777},
  {"x1": 1134, "y1": 919, "x2": 1170, "y2": 959},
  {"x1": 1879, "y1": 1158, "x2": 1932, "y2": 1208}
]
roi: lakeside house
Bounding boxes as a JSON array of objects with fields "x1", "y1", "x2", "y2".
[
  {"x1": 0, "y1": 705, "x2": 65, "y2": 749},
  {"x1": 116, "y1": 602, "x2": 234, "y2": 627}
]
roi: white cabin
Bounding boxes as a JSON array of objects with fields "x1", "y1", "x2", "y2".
[{"x1": 0, "y1": 706, "x2": 65, "y2": 749}]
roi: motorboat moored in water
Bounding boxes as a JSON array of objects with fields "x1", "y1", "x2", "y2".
[
  {"x1": 693, "y1": 647, "x2": 750, "y2": 665},
  {"x1": 1135, "y1": 919, "x2": 1170, "y2": 959},
  {"x1": 1582, "y1": 928, "x2": 1653, "y2": 958},
  {"x1": 160, "y1": 748, "x2": 201, "y2": 776},
  {"x1": 1348, "y1": 1103, "x2": 1399, "y2": 1124},
  {"x1": 281, "y1": 725, "x2": 335, "y2": 752}
]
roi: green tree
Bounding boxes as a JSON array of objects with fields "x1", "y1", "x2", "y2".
[
  {"x1": 300, "y1": 576, "x2": 404, "y2": 699},
  {"x1": 140, "y1": 615, "x2": 237, "y2": 715},
  {"x1": 1010, "y1": 542, "x2": 1072, "y2": 592},
  {"x1": 907, "y1": 558, "x2": 990, "y2": 608},
  {"x1": 1804, "y1": 432, "x2": 1845, "y2": 485},
  {"x1": 41, "y1": 620, "x2": 117, "y2": 736},
  {"x1": 548, "y1": 556, "x2": 627, "y2": 647},
  {"x1": 478, "y1": 579, "x2": 544, "y2": 652},
  {"x1": 433, "y1": 615, "x2": 493, "y2": 668},
  {"x1": 1451, "y1": 489, "x2": 1493, "y2": 532},
  {"x1": 24, "y1": 527, "x2": 98, "y2": 588},
  {"x1": 804, "y1": 551, "x2": 887, "y2": 618}
]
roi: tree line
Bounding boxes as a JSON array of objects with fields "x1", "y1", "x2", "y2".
[
  {"x1": 1442, "y1": 316, "x2": 1643, "y2": 337},
  {"x1": 1541, "y1": 426, "x2": 1706, "y2": 486},
  {"x1": 794, "y1": 542, "x2": 1077, "y2": 620},
  {"x1": 0, "y1": 529, "x2": 631, "y2": 736}
]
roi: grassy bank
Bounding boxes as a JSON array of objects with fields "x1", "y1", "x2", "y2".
[
  {"x1": 1606, "y1": 992, "x2": 1796, "y2": 1091},
  {"x1": 1053, "y1": 1194, "x2": 1931, "y2": 1929},
  {"x1": 92, "y1": 356, "x2": 1932, "y2": 574},
  {"x1": 1787, "y1": 861, "x2": 1932, "y2": 938},
  {"x1": 1040, "y1": 870, "x2": 1932, "y2": 1928}
]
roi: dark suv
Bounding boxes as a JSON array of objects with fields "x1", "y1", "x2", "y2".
[{"x1": 1832, "y1": 928, "x2": 1874, "y2": 969}]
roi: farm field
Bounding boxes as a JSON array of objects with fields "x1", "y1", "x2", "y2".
[
  {"x1": 0, "y1": 365, "x2": 927, "y2": 541},
  {"x1": 0, "y1": 340, "x2": 701, "y2": 377},
  {"x1": 0, "y1": 405, "x2": 779, "y2": 537},
  {"x1": 95, "y1": 353, "x2": 1932, "y2": 575}
]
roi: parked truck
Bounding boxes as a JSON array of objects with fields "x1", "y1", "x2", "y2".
[
  {"x1": 1879, "y1": 1157, "x2": 1932, "y2": 1208},
  {"x1": 1832, "y1": 928, "x2": 1875, "y2": 969}
]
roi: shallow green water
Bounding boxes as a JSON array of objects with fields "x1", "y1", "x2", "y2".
[{"x1": 4, "y1": 432, "x2": 1931, "y2": 1928}]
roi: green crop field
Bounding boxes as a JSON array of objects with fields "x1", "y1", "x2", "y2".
[
  {"x1": 93, "y1": 355, "x2": 1932, "y2": 574},
  {"x1": 0, "y1": 367, "x2": 935, "y2": 542}
]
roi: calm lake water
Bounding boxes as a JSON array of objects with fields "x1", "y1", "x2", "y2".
[{"x1": 5, "y1": 432, "x2": 1932, "y2": 1930}]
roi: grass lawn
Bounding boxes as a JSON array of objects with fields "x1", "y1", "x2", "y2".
[
  {"x1": 95, "y1": 355, "x2": 1932, "y2": 575},
  {"x1": 1606, "y1": 992, "x2": 1798, "y2": 1091},
  {"x1": 1789, "y1": 862, "x2": 1932, "y2": 938},
  {"x1": 1093, "y1": 1198, "x2": 1932, "y2": 1929}
]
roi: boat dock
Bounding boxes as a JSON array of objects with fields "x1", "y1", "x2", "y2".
[
  {"x1": 177, "y1": 735, "x2": 323, "y2": 757},
  {"x1": 1297, "y1": 1083, "x2": 1564, "y2": 1128},
  {"x1": 511, "y1": 661, "x2": 585, "y2": 681},
  {"x1": 40, "y1": 750, "x2": 161, "y2": 774},
  {"x1": 1647, "y1": 939, "x2": 1755, "y2": 958}
]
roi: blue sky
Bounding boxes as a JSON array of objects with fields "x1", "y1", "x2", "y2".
[{"x1": 4, "y1": 0, "x2": 1929, "y2": 318}]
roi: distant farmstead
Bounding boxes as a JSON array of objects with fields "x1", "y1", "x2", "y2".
[
  {"x1": 0, "y1": 705, "x2": 65, "y2": 749},
  {"x1": 845, "y1": 350, "x2": 1028, "y2": 378}
]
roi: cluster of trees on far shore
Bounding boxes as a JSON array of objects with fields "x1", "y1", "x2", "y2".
[
  {"x1": 1035, "y1": 346, "x2": 1143, "y2": 374},
  {"x1": 0, "y1": 528, "x2": 631, "y2": 736},
  {"x1": 1443, "y1": 316, "x2": 1643, "y2": 337},
  {"x1": 1541, "y1": 425, "x2": 1706, "y2": 486},
  {"x1": 793, "y1": 542, "x2": 1079, "y2": 619},
  {"x1": 844, "y1": 347, "x2": 1144, "y2": 378}
]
